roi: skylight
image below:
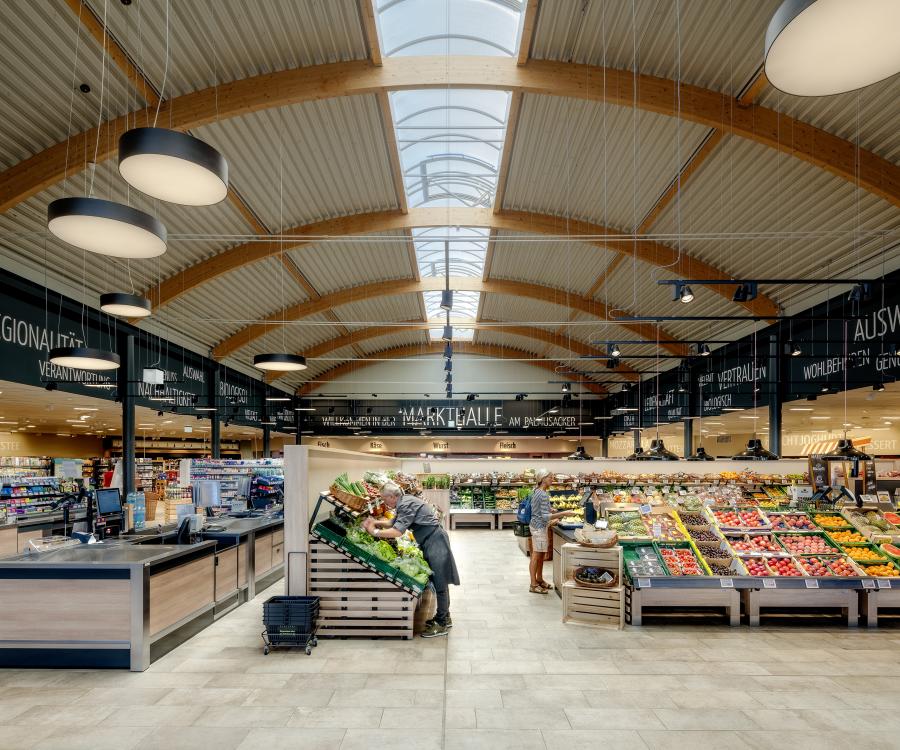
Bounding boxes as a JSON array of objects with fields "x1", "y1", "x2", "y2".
[
  {"x1": 413, "y1": 226, "x2": 488, "y2": 277},
  {"x1": 376, "y1": 0, "x2": 525, "y2": 57},
  {"x1": 391, "y1": 89, "x2": 511, "y2": 208}
]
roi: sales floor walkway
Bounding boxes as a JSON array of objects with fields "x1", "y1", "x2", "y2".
[{"x1": 2, "y1": 530, "x2": 900, "y2": 750}]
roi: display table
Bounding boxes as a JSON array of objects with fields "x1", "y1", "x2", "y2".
[{"x1": 861, "y1": 583, "x2": 899, "y2": 627}]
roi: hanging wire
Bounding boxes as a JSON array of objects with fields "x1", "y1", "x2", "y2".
[
  {"x1": 153, "y1": 0, "x2": 170, "y2": 128},
  {"x1": 87, "y1": 0, "x2": 110, "y2": 198}
]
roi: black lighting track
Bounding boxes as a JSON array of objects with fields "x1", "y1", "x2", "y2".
[{"x1": 657, "y1": 278, "x2": 896, "y2": 286}]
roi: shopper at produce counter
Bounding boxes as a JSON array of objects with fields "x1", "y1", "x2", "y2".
[
  {"x1": 363, "y1": 483, "x2": 460, "y2": 638},
  {"x1": 529, "y1": 469, "x2": 569, "y2": 594}
]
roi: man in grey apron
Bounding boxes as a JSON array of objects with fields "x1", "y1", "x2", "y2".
[{"x1": 362, "y1": 482, "x2": 460, "y2": 638}]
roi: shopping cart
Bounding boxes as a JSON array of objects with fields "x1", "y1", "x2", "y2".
[{"x1": 261, "y1": 595, "x2": 319, "y2": 655}]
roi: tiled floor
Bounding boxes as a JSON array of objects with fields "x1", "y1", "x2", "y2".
[{"x1": 2, "y1": 530, "x2": 900, "y2": 749}]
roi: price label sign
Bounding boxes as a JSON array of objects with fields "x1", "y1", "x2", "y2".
[
  {"x1": 862, "y1": 579, "x2": 876, "y2": 589},
  {"x1": 805, "y1": 579, "x2": 820, "y2": 589},
  {"x1": 679, "y1": 489, "x2": 687, "y2": 496},
  {"x1": 762, "y1": 578, "x2": 777, "y2": 589},
  {"x1": 720, "y1": 578, "x2": 734, "y2": 588},
  {"x1": 637, "y1": 578, "x2": 651, "y2": 588},
  {"x1": 878, "y1": 579, "x2": 892, "y2": 589},
  {"x1": 596, "y1": 519, "x2": 609, "y2": 530},
  {"x1": 652, "y1": 522, "x2": 662, "y2": 538},
  {"x1": 639, "y1": 504, "x2": 652, "y2": 515},
  {"x1": 662, "y1": 487, "x2": 669, "y2": 495}
]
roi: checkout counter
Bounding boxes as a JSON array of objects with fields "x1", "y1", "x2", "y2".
[{"x1": 0, "y1": 490, "x2": 284, "y2": 671}]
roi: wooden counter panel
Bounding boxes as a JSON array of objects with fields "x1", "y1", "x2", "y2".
[
  {"x1": 0, "y1": 579, "x2": 130, "y2": 641},
  {"x1": 215, "y1": 547, "x2": 238, "y2": 602},
  {"x1": 254, "y1": 532, "x2": 273, "y2": 576},
  {"x1": 0, "y1": 526, "x2": 16, "y2": 557},
  {"x1": 272, "y1": 542, "x2": 284, "y2": 569},
  {"x1": 149, "y1": 555, "x2": 215, "y2": 636},
  {"x1": 18, "y1": 526, "x2": 45, "y2": 553},
  {"x1": 272, "y1": 528, "x2": 284, "y2": 546}
]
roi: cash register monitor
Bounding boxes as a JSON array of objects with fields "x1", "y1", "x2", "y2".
[{"x1": 96, "y1": 487, "x2": 122, "y2": 516}]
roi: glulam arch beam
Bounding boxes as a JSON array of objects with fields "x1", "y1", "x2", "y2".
[
  {"x1": 212, "y1": 275, "x2": 689, "y2": 359},
  {"x1": 296, "y1": 341, "x2": 608, "y2": 396},
  {"x1": 1, "y1": 57, "x2": 897, "y2": 214},
  {"x1": 145, "y1": 206, "x2": 779, "y2": 326},
  {"x1": 270, "y1": 321, "x2": 642, "y2": 383}
]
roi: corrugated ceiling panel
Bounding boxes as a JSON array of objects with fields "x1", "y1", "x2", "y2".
[
  {"x1": 288, "y1": 231, "x2": 414, "y2": 295},
  {"x1": 651, "y1": 135, "x2": 900, "y2": 313},
  {"x1": 194, "y1": 95, "x2": 399, "y2": 231},
  {"x1": 0, "y1": 158, "x2": 247, "y2": 298},
  {"x1": 530, "y1": 0, "x2": 778, "y2": 95},
  {"x1": 86, "y1": 0, "x2": 368, "y2": 98},
  {"x1": 246, "y1": 317, "x2": 344, "y2": 358},
  {"x1": 480, "y1": 291, "x2": 590, "y2": 324},
  {"x1": 756, "y1": 77, "x2": 900, "y2": 162},
  {"x1": 160, "y1": 256, "x2": 310, "y2": 347},
  {"x1": 487, "y1": 232, "x2": 616, "y2": 295},
  {"x1": 502, "y1": 94, "x2": 710, "y2": 230},
  {"x1": 0, "y1": 1, "x2": 146, "y2": 169},
  {"x1": 334, "y1": 293, "x2": 423, "y2": 329},
  {"x1": 359, "y1": 331, "x2": 432, "y2": 356}
]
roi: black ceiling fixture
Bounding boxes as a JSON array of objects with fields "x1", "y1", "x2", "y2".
[{"x1": 79, "y1": 83, "x2": 91, "y2": 94}]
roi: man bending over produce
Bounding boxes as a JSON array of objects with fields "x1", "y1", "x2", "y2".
[{"x1": 363, "y1": 482, "x2": 460, "y2": 638}]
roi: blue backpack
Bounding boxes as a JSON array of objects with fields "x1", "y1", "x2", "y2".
[{"x1": 516, "y1": 492, "x2": 533, "y2": 524}]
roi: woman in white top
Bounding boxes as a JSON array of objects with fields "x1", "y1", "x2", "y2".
[{"x1": 528, "y1": 469, "x2": 568, "y2": 594}]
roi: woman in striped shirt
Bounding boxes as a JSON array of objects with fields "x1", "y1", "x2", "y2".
[{"x1": 528, "y1": 469, "x2": 568, "y2": 594}]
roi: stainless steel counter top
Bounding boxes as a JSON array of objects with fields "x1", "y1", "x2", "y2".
[
  {"x1": 0, "y1": 541, "x2": 216, "y2": 567},
  {"x1": 202, "y1": 516, "x2": 283, "y2": 536}
]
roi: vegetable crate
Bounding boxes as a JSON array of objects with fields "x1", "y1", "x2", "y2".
[
  {"x1": 560, "y1": 543, "x2": 624, "y2": 629},
  {"x1": 308, "y1": 540, "x2": 417, "y2": 639}
]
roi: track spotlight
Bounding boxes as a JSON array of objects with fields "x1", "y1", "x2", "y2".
[
  {"x1": 156, "y1": 410, "x2": 163, "y2": 417},
  {"x1": 789, "y1": 340, "x2": 802, "y2": 356},
  {"x1": 328, "y1": 407, "x2": 335, "y2": 414},
  {"x1": 620, "y1": 383, "x2": 630, "y2": 393},
  {"x1": 698, "y1": 343, "x2": 711, "y2": 357},
  {"x1": 609, "y1": 343, "x2": 621, "y2": 357},
  {"x1": 561, "y1": 383, "x2": 571, "y2": 393},
  {"x1": 562, "y1": 393, "x2": 573, "y2": 406},
  {"x1": 466, "y1": 393, "x2": 476, "y2": 401},
  {"x1": 731, "y1": 282, "x2": 758, "y2": 303},
  {"x1": 673, "y1": 283, "x2": 694, "y2": 304},
  {"x1": 445, "y1": 373, "x2": 452, "y2": 384},
  {"x1": 442, "y1": 325, "x2": 453, "y2": 342},
  {"x1": 515, "y1": 393, "x2": 526, "y2": 401},
  {"x1": 874, "y1": 382, "x2": 886, "y2": 392},
  {"x1": 444, "y1": 360, "x2": 452, "y2": 372},
  {"x1": 821, "y1": 384, "x2": 830, "y2": 393},
  {"x1": 443, "y1": 343, "x2": 452, "y2": 359},
  {"x1": 607, "y1": 358, "x2": 620, "y2": 369},
  {"x1": 45, "y1": 381, "x2": 58, "y2": 391},
  {"x1": 440, "y1": 289, "x2": 453, "y2": 311}
]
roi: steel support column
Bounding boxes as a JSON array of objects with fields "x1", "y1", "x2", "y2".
[
  {"x1": 119, "y1": 333, "x2": 135, "y2": 497},
  {"x1": 768, "y1": 334, "x2": 782, "y2": 457}
]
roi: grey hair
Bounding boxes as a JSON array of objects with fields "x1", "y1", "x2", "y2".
[{"x1": 381, "y1": 482, "x2": 402, "y2": 498}]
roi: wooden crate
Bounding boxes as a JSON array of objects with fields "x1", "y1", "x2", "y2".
[
  {"x1": 561, "y1": 543, "x2": 623, "y2": 581},
  {"x1": 562, "y1": 580, "x2": 624, "y2": 628},
  {"x1": 308, "y1": 540, "x2": 416, "y2": 639}
]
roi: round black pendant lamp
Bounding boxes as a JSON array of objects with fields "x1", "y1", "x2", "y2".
[
  {"x1": 47, "y1": 197, "x2": 167, "y2": 258},
  {"x1": 49, "y1": 346, "x2": 120, "y2": 371},
  {"x1": 118, "y1": 128, "x2": 229, "y2": 205},
  {"x1": 824, "y1": 438, "x2": 872, "y2": 461},
  {"x1": 732, "y1": 439, "x2": 778, "y2": 461},
  {"x1": 100, "y1": 292, "x2": 152, "y2": 318},
  {"x1": 765, "y1": 0, "x2": 900, "y2": 96},
  {"x1": 253, "y1": 353, "x2": 307, "y2": 372},
  {"x1": 645, "y1": 439, "x2": 680, "y2": 460},
  {"x1": 687, "y1": 446, "x2": 715, "y2": 461}
]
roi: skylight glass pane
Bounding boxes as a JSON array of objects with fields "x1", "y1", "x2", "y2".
[
  {"x1": 391, "y1": 89, "x2": 510, "y2": 208},
  {"x1": 414, "y1": 226, "x2": 488, "y2": 277},
  {"x1": 377, "y1": 0, "x2": 525, "y2": 58},
  {"x1": 428, "y1": 326, "x2": 475, "y2": 341}
]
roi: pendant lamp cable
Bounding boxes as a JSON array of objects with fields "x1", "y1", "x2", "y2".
[
  {"x1": 63, "y1": 1, "x2": 85, "y2": 194},
  {"x1": 88, "y1": 0, "x2": 109, "y2": 198},
  {"x1": 153, "y1": 0, "x2": 170, "y2": 128}
]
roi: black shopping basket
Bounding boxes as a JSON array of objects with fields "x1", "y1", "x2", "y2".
[{"x1": 261, "y1": 595, "x2": 320, "y2": 655}]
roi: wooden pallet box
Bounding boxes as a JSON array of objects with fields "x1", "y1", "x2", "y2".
[
  {"x1": 561, "y1": 543, "x2": 623, "y2": 581},
  {"x1": 562, "y1": 580, "x2": 624, "y2": 628},
  {"x1": 307, "y1": 539, "x2": 416, "y2": 639}
]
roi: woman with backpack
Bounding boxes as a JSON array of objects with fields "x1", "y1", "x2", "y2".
[{"x1": 528, "y1": 469, "x2": 568, "y2": 594}]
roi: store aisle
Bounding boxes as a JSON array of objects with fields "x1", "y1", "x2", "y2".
[{"x1": 2, "y1": 530, "x2": 900, "y2": 750}]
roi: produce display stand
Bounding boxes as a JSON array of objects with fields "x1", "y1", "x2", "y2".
[
  {"x1": 449, "y1": 508, "x2": 497, "y2": 529},
  {"x1": 306, "y1": 493, "x2": 422, "y2": 639},
  {"x1": 626, "y1": 575, "x2": 742, "y2": 626},
  {"x1": 741, "y1": 580, "x2": 859, "y2": 627}
]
